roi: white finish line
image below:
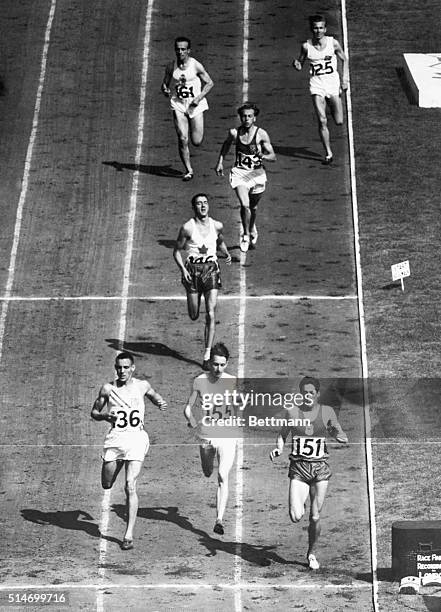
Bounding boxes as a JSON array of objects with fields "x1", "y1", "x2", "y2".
[
  {"x1": 0, "y1": 582, "x2": 371, "y2": 591},
  {"x1": 0, "y1": 294, "x2": 357, "y2": 301}
]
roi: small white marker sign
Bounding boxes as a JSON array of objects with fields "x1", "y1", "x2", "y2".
[{"x1": 391, "y1": 260, "x2": 410, "y2": 291}]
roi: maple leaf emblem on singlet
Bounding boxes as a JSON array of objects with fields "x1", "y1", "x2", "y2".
[{"x1": 199, "y1": 244, "x2": 208, "y2": 254}]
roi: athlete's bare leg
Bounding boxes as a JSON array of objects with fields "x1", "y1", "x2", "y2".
[
  {"x1": 216, "y1": 442, "x2": 236, "y2": 523},
  {"x1": 203, "y1": 288, "x2": 218, "y2": 352},
  {"x1": 328, "y1": 94, "x2": 344, "y2": 126},
  {"x1": 101, "y1": 460, "x2": 124, "y2": 489},
  {"x1": 200, "y1": 442, "x2": 216, "y2": 477},
  {"x1": 312, "y1": 94, "x2": 332, "y2": 159},
  {"x1": 234, "y1": 185, "x2": 251, "y2": 237},
  {"x1": 307, "y1": 480, "x2": 328, "y2": 556},
  {"x1": 249, "y1": 191, "x2": 263, "y2": 237},
  {"x1": 189, "y1": 112, "x2": 204, "y2": 146},
  {"x1": 173, "y1": 111, "x2": 193, "y2": 175},
  {"x1": 186, "y1": 290, "x2": 202, "y2": 321},
  {"x1": 288, "y1": 478, "x2": 310, "y2": 523},
  {"x1": 123, "y1": 460, "x2": 143, "y2": 543}
]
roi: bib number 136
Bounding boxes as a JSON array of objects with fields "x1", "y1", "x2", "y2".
[{"x1": 112, "y1": 409, "x2": 141, "y2": 429}]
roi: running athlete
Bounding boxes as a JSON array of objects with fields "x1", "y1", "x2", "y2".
[
  {"x1": 173, "y1": 193, "x2": 232, "y2": 370},
  {"x1": 293, "y1": 14, "x2": 348, "y2": 164},
  {"x1": 91, "y1": 352, "x2": 167, "y2": 550},
  {"x1": 184, "y1": 343, "x2": 239, "y2": 535},
  {"x1": 161, "y1": 36, "x2": 214, "y2": 180},
  {"x1": 270, "y1": 376, "x2": 348, "y2": 570},
  {"x1": 215, "y1": 102, "x2": 276, "y2": 253}
]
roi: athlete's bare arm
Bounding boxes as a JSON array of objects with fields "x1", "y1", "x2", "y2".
[
  {"x1": 145, "y1": 381, "x2": 167, "y2": 410},
  {"x1": 173, "y1": 224, "x2": 192, "y2": 282},
  {"x1": 91, "y1": 384, "x2": 116, "y2": 423},
  {"x1": 215, "y1": 222, "x2": 232, "y2": 265},
  {"x1": 293, "y1": 42, "x2": 308, "y2": 71},
  {"x1": 161, "y1": 61, "x2": 174, "y2": 97},
  {"x1": 215, "y1": 128, "x2": 237, "y2": 176},
  {"x1": 184, "y1": 385, "x2": 199, "y2": 428},
  {"x1": 323, "y1": 405, "x2": 348, "y2": 443},
  {"x1": 259, "y1": 129, "x2": 276, "y2": 162},
  {"x1": 333, "y1": 39, "x2": 349, "y2": 90},
  {"x1": 191, "y1": 60, "x2": 214, "y2": 107},
  {"x1": 270, "y1": 425, "x2": 293, "y2": 460}
]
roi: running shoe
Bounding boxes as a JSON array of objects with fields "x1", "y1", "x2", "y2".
[
  {"x1": 240, "y1": 235, "x2": 250, "y2": 253},
  {"x1": 307, "y1": 553, "x2": 320, "y2": 570}
]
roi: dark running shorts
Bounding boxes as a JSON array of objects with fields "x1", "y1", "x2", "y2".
[
  {"x1": 288, "y1": 458, "x2": 332, "y2": 484},
  {"x1": 183, "y1": 260, "x2": 222, "y2": 294}
]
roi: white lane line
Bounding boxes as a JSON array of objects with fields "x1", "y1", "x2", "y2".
[
  {"x1": 341, "y1": 2, "x2": 379, "y2": 611},
  {"x1": 96, "y1": 2, "x2": 155, "y2": 611},
  {"x1": 0, "y1": 583, "x2": 371, "y2": 591},
  {"x1": 233, "y1": 3, "x2": 250, "y2": 611},
  {"x1": 0, "y1": 294, "x2": 357, "y2": 301},
  {"x1": 0, "y1": 0, "x2": 57, "y2": 360}
]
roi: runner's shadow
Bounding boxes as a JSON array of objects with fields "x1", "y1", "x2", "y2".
[
  {"x1": 20, "y1": 509, "x2": 120, "y2": 545},
  {"x1": 274, "y1": 145, "x2": 322, "y2": 161},
  {"x1": 102, "y1": 161, "x2": 182, "y2": 177},
  {"x1": 105, "y1": 339, "x2": 201, "y2": 368},
  {"x1": 112, "y1": 505, "x2": 301, "y2": 567},
  {"x1": 158, "y1": 239, "x2": 176, "y2": 249}
]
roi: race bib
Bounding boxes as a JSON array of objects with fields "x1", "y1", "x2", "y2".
[
  {"x1": 175, "y1": 83, "x2": 195, "y2": 99},
  {"x1": 236, "y1": 151, "x2": 262, "y2": 170},
  {"x1": 110, "y1": 407, "x2": 142, "y2": 430},
  {"x1": 291, "y1": 437, "x2": 326, "y2": 459},
  {"x1": 310, "y1": 59, "x2": 334, "y2": 77}
]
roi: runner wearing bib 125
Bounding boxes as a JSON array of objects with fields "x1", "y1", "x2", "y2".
[
  {"x1": 293, "y1": 14, "x2": 348, "y2": 164},
  {"x1": 269, "y1": 376, "x2": 347, "y2": 571}
]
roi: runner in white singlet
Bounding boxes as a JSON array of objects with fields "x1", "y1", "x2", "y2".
[
  {"x1": 91, "y1": 352, "x2": 167, "y2": 550},
  {"x1": 184, "y1": 343, "x2": 239, "y2": 536},
  {"x1": 173, "y1": 194, "x2": 231, "y2": 370},
  {"x1": 161, "y1": 37, "x2": 213, "y2": 180},
  {"x1": 293, "y1": 14, "x2": 348, "y2": 163}
]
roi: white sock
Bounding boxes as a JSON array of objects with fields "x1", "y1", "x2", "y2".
[{"x1": 203, "y1": 348, "x2": 211, "y2": 361}]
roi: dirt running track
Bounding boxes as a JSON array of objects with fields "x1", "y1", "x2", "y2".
[{"x1": 0, "y1": 1, "x2": 373, "y2": 611}]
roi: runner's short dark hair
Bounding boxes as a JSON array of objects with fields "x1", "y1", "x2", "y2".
[
  {"x1": 115, "y1": 351, "x2": 135, "y2": 364},
  {"x1": 210, "y1": 342, "x2": 230, "y2": 362},
  {"x1": 237, "y1": 102, "x2": 260, "y2": 117},
  {"x1": 309, "y1": 14, "x2": 326, "y2": 28},
  {"x1": 175, "y1": 36, "x2": 191, "y2": 48},
  {"x1": 191, "y1": 193, "x2": 209, "y2": 206},
  {"x1": 299, "y1": 376, "x2": 320, "y2": 393}
]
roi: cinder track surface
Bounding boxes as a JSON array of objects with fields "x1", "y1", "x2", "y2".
[{"x1": 0, "y1": 1, "x2": 375, "y2": 610}]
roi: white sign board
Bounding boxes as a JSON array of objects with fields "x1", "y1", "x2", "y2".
[
  {"x1": 391, "y1": 260, "x2": 410, "y2": 291},
  {"x1": 403, "y1": 54, "x2": 441, "y2": 107}
]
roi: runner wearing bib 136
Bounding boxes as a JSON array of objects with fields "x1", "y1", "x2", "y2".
[
  {"x1": 91, "y1": 352, "x2": 167, "y2": 551},
  {"x1": 270, "y1": 376, "x2": 347, "y2": 570}
]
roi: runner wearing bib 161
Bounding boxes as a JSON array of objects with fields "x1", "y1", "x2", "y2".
[
  {"x1": 270, "y1": 376, "x2": 348, "y2": 571},
  {"x1": 161, "y1": 36, "x2": 213, "y2": 181},
  {"x1": 293, "y1": 14, "x2": 348, "y2": 164}
]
